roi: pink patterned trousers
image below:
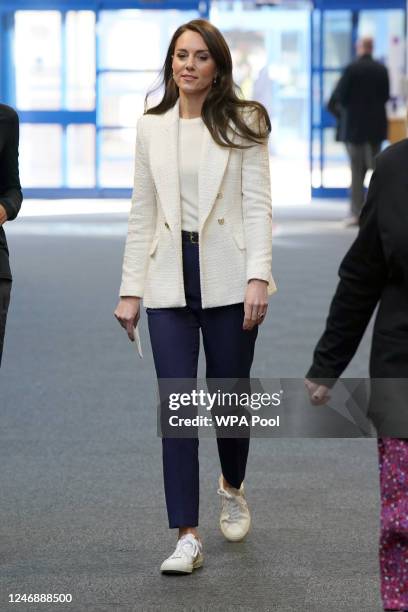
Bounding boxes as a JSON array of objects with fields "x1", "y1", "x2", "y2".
[{"x1": 378, "y1": 438, "x2": 408, "y2": 611}]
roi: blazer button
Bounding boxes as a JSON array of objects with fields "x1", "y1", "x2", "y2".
[
  {"x1": 164, "y1": 222, "x2": 170, "y2": 229},
  {"x1": 217, "y1": 192, "x2": 223, "y2": 199},
  {"x1": 218, "y1": 218, "x2": 225, "y2": 225}
]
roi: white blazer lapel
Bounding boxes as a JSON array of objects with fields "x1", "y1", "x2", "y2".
[
  {"x1": 150, "y1": 99, "x2": 182, "y2": 233},
  {"x1": 150, "y1": 97, "x2": 231, "y2": 233},
  {"x1": 198, "y1": 125, "x2": 230, "y2": 232}
]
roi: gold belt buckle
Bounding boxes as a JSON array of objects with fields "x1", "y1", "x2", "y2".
[{"x1": 190, "y1": 231, "x2": 198, "y2": 244}]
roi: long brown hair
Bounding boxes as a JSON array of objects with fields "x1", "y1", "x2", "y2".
[{"x1": 143, "y1": 19, "x2": 271, "y2": 150}]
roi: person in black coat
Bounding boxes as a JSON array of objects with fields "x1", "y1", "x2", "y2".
[
  {"x1": 0, "y1": 104, "x2": 23, "y2": 368},
  {"x1": 328, "y1": 36, "x2": 389, "y2": 226},
  {"x1": 305, "y1": 138, "x2": 408, "y2": 611}
]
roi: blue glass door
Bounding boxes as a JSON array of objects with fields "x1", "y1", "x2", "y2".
[
  {"x1": 0, "y1": 1, "x2": 207, "y2": 198},
  {"x1": 311, "y1": 0, "x2": 406, "y2": 199}
]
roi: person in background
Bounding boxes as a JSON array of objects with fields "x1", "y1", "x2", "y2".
[
  {"x1": 305, "y1": 137, "x2": 408, "y2": 611},
  {"x1": 0, "y1": 104, "x2": 23, "y2": 368},
  {"x1": 328, "y1": 36, "x2": 389, "y2": 227}
]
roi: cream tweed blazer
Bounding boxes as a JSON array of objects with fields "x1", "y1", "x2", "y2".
[{"x1": 119, "y1": 97, "x2": 277, "y2": 308}]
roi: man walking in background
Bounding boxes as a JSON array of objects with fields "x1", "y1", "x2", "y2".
[
  {"x1": 328, "y1": 36, "x2": 389, "y2": 227},
  {"x1": 0, "y1": 104, "x2": 23, "y2": 368}
]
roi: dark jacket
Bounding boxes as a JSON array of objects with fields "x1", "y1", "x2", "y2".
[
  {"x1": 327, "y1": 54, "x2": 390, "y2": 144},
  {"x1": 0, "y1": 104, "x2": 23, "y2": 280},
  {"x1": 307, "y1": 139, "x2": 408, "y2": 382}
]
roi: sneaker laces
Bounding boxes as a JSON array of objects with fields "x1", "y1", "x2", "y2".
[
  {"x1": 171, "y1": 534, "x2": 201, "y2": 560},
  {"x1": 217, "y1": 486, "x2": 248, "y2": 522}
]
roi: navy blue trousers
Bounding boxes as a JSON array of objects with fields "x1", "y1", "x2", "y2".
[{"x1": 147, "y1": 233, "x2": 258, "y2": 528}]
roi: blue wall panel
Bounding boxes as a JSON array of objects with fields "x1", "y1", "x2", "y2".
[
  {"x1": 0, "y1": 0, "x2": 203, "y2": 10},
  {"x1": 18, "y1": 111, "x2": 97, "y2": 124}
]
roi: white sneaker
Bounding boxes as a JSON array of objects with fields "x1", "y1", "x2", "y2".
[
  {"x1": 160, "y1": 533, "x2": 203, "y2": 574},
  {"x1": 217, "y1": 474, "x2": 251, "y2": 542}
]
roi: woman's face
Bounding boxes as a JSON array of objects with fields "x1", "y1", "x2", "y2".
[{"x1": 172, "y1": 30, "x2": 218, "y2": 95}]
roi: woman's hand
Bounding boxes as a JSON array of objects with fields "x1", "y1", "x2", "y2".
[
  {"x1": 243, "y1": 279, "x2": 268, "y2": 330},
  {"x1": 114, "y1": 297, "x2": 141, "y2": 341},
  {"x1": 304, "y1": 378, "x2": 331, "y2": 405}
]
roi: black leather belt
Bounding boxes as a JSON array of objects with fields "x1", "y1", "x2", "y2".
[{"x1": 181, "y1": 230, "x2": 199, "y2": 244}]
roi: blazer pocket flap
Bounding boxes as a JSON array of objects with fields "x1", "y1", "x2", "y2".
[{"x1": 149, "y1": 234, "x2": 159, "y2": 256}]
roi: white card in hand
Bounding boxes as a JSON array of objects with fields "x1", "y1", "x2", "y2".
[{"x1": 133, "y1": 324, "x2": 143, "y2": 358}]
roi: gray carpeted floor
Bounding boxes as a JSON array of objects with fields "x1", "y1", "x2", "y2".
[{"x1": 0, "y1": 205, "x2": 384, "y2": 611}]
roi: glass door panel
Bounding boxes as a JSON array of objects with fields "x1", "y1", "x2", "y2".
[
  {"x1": 99, "y1": 72, "x2": 155, "y2": 127},
  {"x1": 311, "y1": 7, "x2": 353, "y2": 197},
  {"x1": 67, "y1": 125, "x2": 96, "y2": 187},
  {"x1": 66, "y1": 11, "x2": 96, "y2": 110},
  {"x1": 15, "y1": 11, "x2": 62, "y2": 110},
  {"x1": 211, "y1": 1, "x2": 310, "y2": 204},
  {"x1": 14, "y1": 9, "x2": 96, "y2": 191},
  {"x1": 20, "y1": 124, "x2": 63, "y2": 187},
  {"x1": 97, "y1": 8, "x2": 198, "y2": 188},
  {"x1": 323, "y1": 11, "x2": 352, "y2": 68},
  {"x1": 311, "y1": 4, "x2": 406, "y2": 198},
  {"x1": 358, "y1": 10, "x2": 405, "y2": 101}
]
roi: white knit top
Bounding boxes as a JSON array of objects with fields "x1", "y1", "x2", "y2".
[{"x1": 178, "y1": 115, "x2": 205, "y2": 232}]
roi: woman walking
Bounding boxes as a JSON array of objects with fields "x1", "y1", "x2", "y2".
[{"x1": 115, "y1": 19, "x2": 276, "y2": 574}]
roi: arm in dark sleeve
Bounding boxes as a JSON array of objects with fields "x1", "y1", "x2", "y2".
[
  {"x1": 306, "y1": 168, "x2": 388, "y2": 382},
  {"x1": 327, "y1": 80, "x2": 342, "y2": 119},
  {"x1": 335, "y1": 66, "x2": 352, "y2": 107},
  {"x1": 0, "y1": 110, "x2": 23, "y2": 221}
]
